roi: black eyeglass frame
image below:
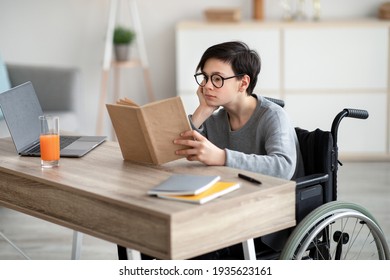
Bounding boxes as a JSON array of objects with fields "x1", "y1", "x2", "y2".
[{"x1": 194, "y1": 73, "x2": 245, "y2": 88}]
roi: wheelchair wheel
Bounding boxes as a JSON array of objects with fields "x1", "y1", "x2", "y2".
[{"x1": 280, "y1": 201, "x2": 390, "y2": 260}]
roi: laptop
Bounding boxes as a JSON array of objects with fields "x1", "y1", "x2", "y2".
[{"x1": 0, "y1": 81, "x2": 106, "y2": 157}]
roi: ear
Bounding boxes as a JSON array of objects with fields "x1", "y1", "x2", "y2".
[{"x1": 239, "y1": 74, "x2": 250, "y2": 91}]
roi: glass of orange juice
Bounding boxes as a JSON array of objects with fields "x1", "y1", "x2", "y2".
[{"x1": 39, "y1": 115, "x2": 60, "y2": 168}]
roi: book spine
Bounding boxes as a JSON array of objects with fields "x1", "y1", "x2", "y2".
[{"x1": 137, "y1": 109, "x2": 159, "y2": 164}]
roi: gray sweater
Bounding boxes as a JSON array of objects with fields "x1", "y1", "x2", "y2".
[{"x1": 190, "y1": 95, "x2": 303, "y2": 180}]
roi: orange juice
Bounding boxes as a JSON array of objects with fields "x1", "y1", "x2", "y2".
[{"x1": 40, "y1": 134, "x2": 60, "y2": 161}]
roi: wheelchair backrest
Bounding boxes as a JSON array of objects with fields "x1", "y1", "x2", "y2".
[{"x1": 295, "y1": 127, "x2": 335, "y2": 203}]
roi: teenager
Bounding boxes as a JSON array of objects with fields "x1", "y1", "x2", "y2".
[
  {"x1": 174, "y1": 41, "x2": 303, "y2": 180},
  {"x1": 172, "y1": 41, "x2": 304, "y2": 259}
]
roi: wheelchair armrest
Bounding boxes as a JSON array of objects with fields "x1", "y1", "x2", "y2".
[{"x1": 295, "y1": 173, "x2": 329, "y2": 189}]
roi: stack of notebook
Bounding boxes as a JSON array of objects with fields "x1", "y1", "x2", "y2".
[{"x1": 148, "y1": 174, "x2": 240, "y2": 204}]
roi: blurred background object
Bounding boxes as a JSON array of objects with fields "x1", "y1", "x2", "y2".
[{"x1": 378, "y1": 2, "x2": 390, "y2": 19}]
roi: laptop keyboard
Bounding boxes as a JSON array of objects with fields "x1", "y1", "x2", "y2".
[
  {"x1": 60, "y1": 135, "x2": 81, "y2": 149},
  {"x1": 27, "y1": 136, "x2": 81, "y2": 154}
]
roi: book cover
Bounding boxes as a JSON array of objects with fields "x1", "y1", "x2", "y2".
[
  {"x1": 157, "y1": 181, "x2": 240, "y2": 204},
  {"x1": 147, "y1": 174, "x2": 221, "y2": 196},
  {"x1": 106, "y1": 96, "x2": 191, "y2": 165}
]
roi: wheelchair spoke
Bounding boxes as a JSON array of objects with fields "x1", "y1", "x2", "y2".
[
  {"x1": 332, "y1": 216, "x2": 353, "y2": 260},
  {"x1": 344, "y1": 221, "x2": 366, "y2": 259}
]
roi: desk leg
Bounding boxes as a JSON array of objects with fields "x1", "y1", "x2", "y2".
[
  {"x1": 117, "y1": 245, "x2": 141, "y2": 260},
  {"x1": 242, "y1": 239, "x2": 256, "y2": 260},
  {"x1": 71, "y1": 231, "x2": 83, "y2": 260},
  {"x1": 127, "y1": 249, "x2": 141, "y2": 260}
]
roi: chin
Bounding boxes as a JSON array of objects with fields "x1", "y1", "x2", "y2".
[{"x1": 205, "y1": 100, "x2": 218, "y2": 107}]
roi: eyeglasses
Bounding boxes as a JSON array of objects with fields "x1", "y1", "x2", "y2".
[{"x1": 194, "y1": 73, "x2": 245, "y2": 88}]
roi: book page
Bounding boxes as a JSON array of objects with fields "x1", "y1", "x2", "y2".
[
  {"x1": 116, "y1": 98, "x2": 139, "y2": 107},
  {"x1": 106, "y1": 104, "x2": 154, "y2": 163},
  {"x1": 140, "y1": 97, "x2": 191, "y2": 164}
]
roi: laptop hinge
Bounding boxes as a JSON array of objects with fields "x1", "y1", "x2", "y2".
[{"x1": 21, "y1": 140, "x2": 40, "y2": 155}]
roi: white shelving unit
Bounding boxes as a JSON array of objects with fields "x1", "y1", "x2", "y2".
[{"x1": 96, "y1": 0, "x2": 154, "y2": 137}]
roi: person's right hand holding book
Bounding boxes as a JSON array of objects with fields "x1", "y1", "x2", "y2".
[{"x1": 174, "y1": 130, "x2": 226, "y2": 166}]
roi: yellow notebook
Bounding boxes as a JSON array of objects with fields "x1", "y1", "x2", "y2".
[{"x1": 157, "y1": 181, "x2": 240, "y2": 204}]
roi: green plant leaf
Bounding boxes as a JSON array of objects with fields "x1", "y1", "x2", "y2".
[{"x1": 113, "y1": 26, "x2": 135, "y2": 45}]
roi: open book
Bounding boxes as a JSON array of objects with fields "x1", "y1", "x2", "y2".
[
  {"x1": 106, "y1": 96, "x2": 191, "y2": 164},
  {"x1": 157, "y1": 181, "x2": 240, "y2": 204}
]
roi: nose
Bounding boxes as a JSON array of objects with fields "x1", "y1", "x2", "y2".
[{"x1": 204, "y1": 77, "x2": 214, "y2": 89}]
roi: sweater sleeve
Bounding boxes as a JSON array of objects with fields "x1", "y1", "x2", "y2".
[
  {"x1": 225, "y1": 110, "x2": 297, "y2": 180},
  {"x1": 225, "y1": 148, "x2": 296, "y2": 180},
  {"x1": 188, "y1": 114, "x2": 207, "y2": 136}
]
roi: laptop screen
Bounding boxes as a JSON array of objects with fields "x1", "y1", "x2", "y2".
[{"x1": 0, "y1": 82, "x2": 43, "y2": 153}]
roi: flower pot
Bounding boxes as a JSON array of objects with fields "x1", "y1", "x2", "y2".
[{"x1": 114, "y1": 45, "x2": 130, "y2": 61}]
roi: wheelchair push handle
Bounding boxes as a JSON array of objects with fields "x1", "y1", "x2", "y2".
[
  {"x1": 344, "y1": 108, "x2": 369, "y2": 120},
  {"x1": 331, "y1": 108, "x2": 369, "y2": 146}
]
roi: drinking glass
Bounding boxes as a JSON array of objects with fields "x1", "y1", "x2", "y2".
[{"x1": 39, "y1": 115, "x2": 60, "y2": 168}]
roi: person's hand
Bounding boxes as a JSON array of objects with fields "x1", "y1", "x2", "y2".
[
  {"x1": 174, "y1": 130, "x2": 226, "y2": 166},
  {"x1": 191, "y1": 87, "x2": 219, "y2": 128},
  {"x1": 196, "y1": 86, "x2": 218, "y2": 115}
]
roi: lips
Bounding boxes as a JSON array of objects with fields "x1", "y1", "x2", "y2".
[{"x1": 204, "y1": 94, "x2": 216, "y2": 99}]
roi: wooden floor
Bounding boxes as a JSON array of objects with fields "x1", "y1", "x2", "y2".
[{"x1": 1, "y1": 161, "x2": 389, "y2": 260}]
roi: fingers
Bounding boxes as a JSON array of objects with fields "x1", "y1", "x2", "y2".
[
  {"x1": 174, "y1": 130, "x2": 203, "y2": 142},
  {"x1": 174, "y1": 130, "x2": 212, "y2": 163},
  {"x1": 174, "y1": 131, "x2": 204, "y2": 157},
  {"x1": 196, "y1": 87, "x2": 208, "y2": 106},
  {"x1": 184, "y1": 130, "x2": 204, "y2": 140},
  {"x1": 174, "y1": 135, "x2": 200, "y2": 150},
  {"x1": 186, "y1": 155, "x2": 197, "y2": 161},
  {"x1": 175, "y1": 147, "x2": 198, "y2": 156},
  {"x1": 196, "y1": 86, "x2": 203, "y2": 96}
]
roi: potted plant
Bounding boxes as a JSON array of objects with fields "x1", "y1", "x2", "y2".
[{"x1": 113, "y1": 26, "x2": 136, "y2": 61}]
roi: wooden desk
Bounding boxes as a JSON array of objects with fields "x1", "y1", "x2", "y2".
[{"x1": 0, "y1": 138, "x2": 295, "y2": 259}]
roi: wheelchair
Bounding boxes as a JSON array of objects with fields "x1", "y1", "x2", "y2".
[{"x1": 264, "y1": 97, "x2": 389, "y2": 260}]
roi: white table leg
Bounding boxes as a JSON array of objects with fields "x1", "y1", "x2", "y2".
[
  {"x1": 242, "y1": 238, "x2": 256, "y2": 260},
  {"x1": 71, "y1": 231, "x2": 83, "y2": 260},
  {"x1": 127, "y1": 249, "x2": 141, "y2": 260}
]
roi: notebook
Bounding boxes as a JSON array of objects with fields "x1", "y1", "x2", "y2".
[
  {"x1": 157, "y1": 181, "x2": 240, "y2": 204},
  {"x1": 147, "y1": 174, "x2": 221, "y2": 196},
  {"x1": 0, "y1": 81, "x2": 106, "y2": 157}
]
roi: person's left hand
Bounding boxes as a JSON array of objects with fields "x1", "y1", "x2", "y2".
[{"x1": 174, "y1": 130, "x2": 226, "y2": 166}]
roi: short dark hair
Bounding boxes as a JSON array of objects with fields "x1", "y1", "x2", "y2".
[{"x1": 196, "y1": 41, "x2": 261, "y2": 95}]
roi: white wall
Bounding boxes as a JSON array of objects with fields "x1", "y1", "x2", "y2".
[{"x1": 0, "y1": 0, "x2": 386, "y2": 135}]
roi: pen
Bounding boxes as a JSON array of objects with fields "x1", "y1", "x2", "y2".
[{"x1": 238, "y1": 173, "x2": 262, "y2": 185}]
